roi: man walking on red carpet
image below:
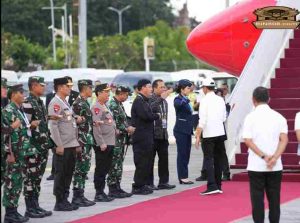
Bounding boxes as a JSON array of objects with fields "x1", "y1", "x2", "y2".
[{"x1": 243, "y1": 87, "x2": 288, "y2": 223}]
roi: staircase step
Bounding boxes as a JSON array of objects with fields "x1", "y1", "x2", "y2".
[
  {"x1": 276, "y1": 109, "x2": 299, "y2": 119},
  {"x1": 230, "y1": 164, "x2": 300, "y2": 170},
  {"x1": 232, "y1": 172, "x2": 300, "y2": 182},
  {"x1": 240, "y1": 142, "x2": 298, "y2": 154},
  {"x1": 271, "y1": 78, "x2": 300, "y2": 88},
  {"x1": 269, "y1": 88, "x2": 300, "y2": 98},
  {"x1": 235, "y1": 153, "x2": 299, "y2": 165},
  {"x1": 280, "y1": 58, "x2": 300, "y2": 68},
  {"x1": 269, "y1": 98, "x2": 300, "y2": 109},
  {"x1": 285, "y1": 48, "x2": 300, "y2": 58},
  {"x1": 276, "y1": 68, "x2": 300, "y2": 78},
  {"x1": 290, "y1": 39, "x2": 300, "y2": 48}
]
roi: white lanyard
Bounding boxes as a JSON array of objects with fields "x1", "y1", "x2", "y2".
[
  {"x1": 18, "y1": 109, "x2": 30, "y2": 128},
  {"x1": 55, "y1": 95, "x2": 73, "y2": 113}
]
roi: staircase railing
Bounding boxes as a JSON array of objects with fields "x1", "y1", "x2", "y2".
[{"x1": 225, "y1": 0, "x2": 300, "y2": 163}]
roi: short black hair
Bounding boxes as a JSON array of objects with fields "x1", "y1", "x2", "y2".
[
  {"x1": 152, "y1": 79, "x2": 163, "y2": 89},
  {"x1": 253, "y1": 86, "x2": 269, "y2": 103},
  {"x1": 137, "y1": 79, "x2": 151, "y2": 91},
  {"x1": 206, "y1": 86, "x2": 215, "y2": 91},
  {"x1": 78, "y1": 84, "x2": 88, "y2": 92}
]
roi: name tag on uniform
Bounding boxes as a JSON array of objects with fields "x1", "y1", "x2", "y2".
[{"x1": 162, "y1": 118, "x2": 167, "y2": 129}]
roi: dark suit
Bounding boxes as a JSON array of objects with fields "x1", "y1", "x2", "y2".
[
  {"x1": 131, "y1": 93, "x2": 159, "y2": 188},
  {"x1": 173, "y1": 94, "x2": 193, "y2": 180}
]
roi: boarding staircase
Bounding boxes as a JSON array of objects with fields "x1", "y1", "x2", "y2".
[{"x1": 231, "y1": 29, "x2": 300, "y2": 182}]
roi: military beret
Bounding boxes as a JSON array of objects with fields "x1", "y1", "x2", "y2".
[
  {"x1": 28, "y1": 76, "x2": 46, "y2": 86},
  {"x1": 78, "y1": 79, "x2": 93, "y2": 88},
  {"x1": 95, "y1": 83, "x2": 111, "y2": 94},
  {"x1": 7, "y1": 84, "x2": 24, "y2": 99},
  {"x1": 54, "y1": 77, "x2": 69, "y2": 86},
  {"x1": 1, "y1": 77, "x2": 7, "y2": 87},
  {"x1": 137, "y1": 79, "x2": 151, "y2": 90}
]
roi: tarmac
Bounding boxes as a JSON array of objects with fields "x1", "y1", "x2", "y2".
[{"x1": 1, "y1": 144, "x2": 299, "y2": 223}]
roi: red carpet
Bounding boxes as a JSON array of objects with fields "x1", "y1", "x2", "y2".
[{"x1": 70, "y1": 182, "x2": 300, "y2": 223}]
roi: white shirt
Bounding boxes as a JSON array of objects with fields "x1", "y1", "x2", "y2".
[
  {"x1": 242, "y1": 104, "x2": 288, "y2": 172},
  {"x1": 224, "y1": 93, "x2": 231, "y2": 103},
  {"x1": 198, "y1": 91, "x2": 227, "y2": 138},
  {"x1": 295, "y1": 112, "x2": 300, "y2": 131}
]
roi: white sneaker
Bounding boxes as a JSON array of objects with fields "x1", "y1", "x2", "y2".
[
  {"x1": 218, "y1": 189, "x2": 223, "y2": 194},
  {"x1": 200, "y1": 189, "x2": 220, "y2": 195}
]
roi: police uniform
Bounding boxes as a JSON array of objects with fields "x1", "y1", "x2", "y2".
[
  {"x1": 173, "y1": 80, "x2": 194, "y2": 183},
  {"x1": 2, "y1": 84, "x2": 34, "y2": 223},
  {"x1": 22, "y1": 76, "x2": 53, "y2": 217},
  {"x1": 48, "y1": 77, "x2": 80, "y2": 211},
  {"x1": 92, "y1": 84, "x2": 116, "y2": 202},
  {"x1": 71, "y1": 80, "x2": 95, "y2": 207},
  {"x1": 107, "y1": 86, "x2": 132, "y2": 198},
  {"x1": 131, "y1": 79, "x2": 160, "y2": 194}
]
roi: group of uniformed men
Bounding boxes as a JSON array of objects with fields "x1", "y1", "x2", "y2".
[{"x1": 1, "y1": 76, "x2": 176, "y2": 223}]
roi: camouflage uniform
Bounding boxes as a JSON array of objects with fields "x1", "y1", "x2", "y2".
[
  {"x1": 2, "y1": 102, "x2": 37, "y2": 208},
  {"x1": 22, "y1": 92, "x2": 53, "y2": 198},
  {"x1": 72, "y1": 95, "x2": 94, "y2": 190},
  {"x1": 107, "y1": 96, "x2": 128, "y2": 187}
]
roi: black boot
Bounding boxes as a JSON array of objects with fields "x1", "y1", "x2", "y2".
[
  {"x1": 33, "y1": 196, "x2": 52, "y2": 217},
  {"x1": 64, "y1": 192, "x2": 79, "y2": 210},
  {"x1": 4, "y1": 207, "x2": 29, "y2": 223},
  {"x1": 117, "y1": 183, "x2": 132, "y2": 197},
  {"x1": 108, "y1": 185, "x2": 127, "y2": 199},
  {"x1": 54, "y1": 196, "x2": 73, "y2": 212},
  {"x1": 94, "y1": 190, "x2": 114, "y2": 202},
  {"x1": 25, "y1": 197, "x2": 45, "y2": 218},
  {"x1": 72, "y1": 188, "x2": 96, "y2": 207}
]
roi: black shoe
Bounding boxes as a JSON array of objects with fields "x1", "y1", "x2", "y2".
[
  {"x1": 195, "y1": 176, "x2": 207, "y2": 181},
  {"x1": 4, "y1": 207, "x2": 29, "y2": 223},
  {"x1": 222, "y1": 175, "x2": 231, "y2": 181},
  {"x1": 200, "y1": 188, "x2": 220, "y2": 195},
  {"x1": 72, "y1": 196, "x2": 96, "y2": 207},
  {"x1": 108, "y1": 190, "x2": 128, "y2": 199},
  {"x1": 147, "y1": 185, "x2": 158, "y2": 190},
  {"x1": 179, "y1": 179, "x2": 194, "y2": 185},
  {"x1": 66, "y1": 200, "x2": 79, "y2": 210},
  {"x1": 94, "y1": 193, "x2": 114, "y2": 202},
  {"x1": 46, "y1": 174, "x2": 54, "y2": 181},
  {"x1": 118, "y1": 188, "x2": 133, "y2": 198},
  {"x1": 25, "y1": 197, "x2": 45, "y2": 218},
  {"x1": 132, "y1": 186, "x2": 153, "y2": 195},
  {"x1": 33, "y1": 196, "x2": 52, "y2": 217},
  {"x1": 157, "y1": 183, "x2": 176, "y2": 190},
  {"x1": 54, "y1": 201, "x2": 73, "y2": 211}
]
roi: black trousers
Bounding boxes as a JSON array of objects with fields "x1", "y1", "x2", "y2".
[
  {"x1": 94, "y1": 146, "x2": 113, "y2": 193},
  {"x1": 174, "y1": 132, "x2": 192, "y2": 180},
  {"x1": 148, "y1": 139, "x2": 169, "y2": 185},
  {"x1": 53, "y1": 147, "x2": 76, "y2": 202},
  {"x1": 248, "y1": 171, "x2": 282, "y2": 223},
  {"x1": 133, "y1": 141, "x2": 153, "y2": 188},
  {"x1": 202, "y1": 136, "x2": 226, "y2": 190},
  {"x1": 51, "y1": 148, "x2": 55, "y2": 175}
]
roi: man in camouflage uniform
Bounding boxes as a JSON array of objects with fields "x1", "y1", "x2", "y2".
[
  {"x1": 71, "y1": 79, "x2": 96, "y2": 207},
  {"x1": 107, "y1": 86, "x2": 134, "y2": 198},
  {"x1": 22, "y1": 76, "x2": 53, "y2": 218},
  {"x1": 2, "y1": 84, "x2": 35, "y2": 223}
]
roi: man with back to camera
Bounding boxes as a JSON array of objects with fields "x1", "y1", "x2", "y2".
[
  {"x1": 195, "y1": 78, "x2": 227, "y2": 195},
  {"x1": 48, "y1": 77, "x2": 82, "y2": 211},
  {"x1": 131, "y1": 79, "x2": 160, "y2": 195},
  {"x1": 148, "y1": 79, "x2": 176, "y2": 190},
  {"x1": 243, "y1": 87, "x2": 288, "y2": 223}
]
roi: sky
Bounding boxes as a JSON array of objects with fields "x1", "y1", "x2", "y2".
[{"x1": 170, "y1": 0, "x2": 241, "y2": 22}]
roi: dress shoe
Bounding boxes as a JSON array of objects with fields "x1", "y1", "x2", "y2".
[
  {"x1": 94, "y1": 193, "x2": 114, "y2": 202},
  {"x1": 46, "y1": 174, "x2": 54, "y2": 181},
  {"x1": 179, "y1": 179, "x2": 194, "y2": 185},
  {"x1": 222, "y1": 175, "x2": 231, "y2": 181},
  {"x1": 195, "y1": 176, "x2": 207, "y2": 181},
  {"x1": 157, "y1": 183, "x2": 176, "y2": 190}
]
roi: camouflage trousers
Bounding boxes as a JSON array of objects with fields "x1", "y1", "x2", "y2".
[
  {"x1": 23, "y1": 149, "x2": 49, "y2": 198},
  {"x1": 73, "y1": 145, "x2": 92, "y2": 190},
  {"x1": 1, "y1": 147, "x2": 6, "y2": 186},
  {"x1": 2, "y1": 155, "x2": 26, "y2": 208},
  {"x1": 107, "y1": 136, "x2": 126, "y2": 186}
]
